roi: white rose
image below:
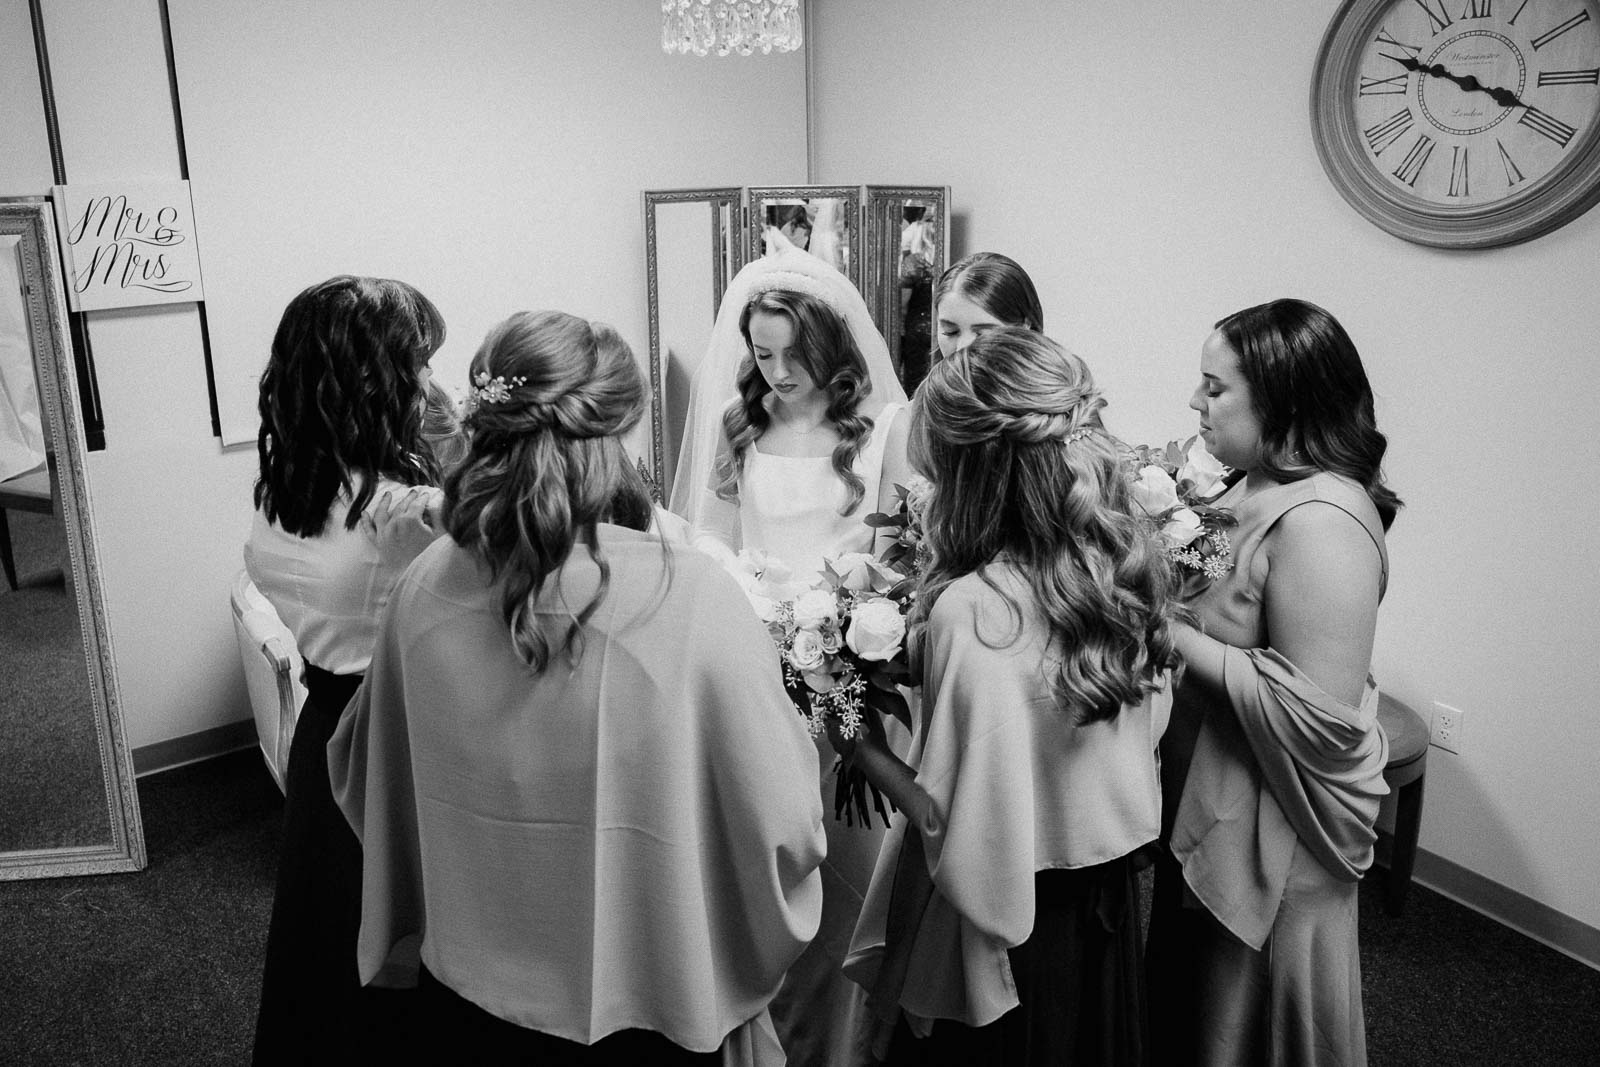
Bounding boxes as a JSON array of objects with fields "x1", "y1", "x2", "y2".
[
  {"x1": 846, "y1": 598, "x2": 907, "y2": 662},
  {"x1": 818, "y1": 623, "x2": 843, "y2": 654},
  {"x1": 1161, "y1": 506, "x2": 1205, "y2": 548},
  {"x1": 1178, "y1": 439, "x2": 1229, "y2": 500},
  {"x1": 792, "y1": 588, "x2": 839, "y2": 630},
  {"x1": 829, "y1": 552, "x2": 897, "y2": 594},
  {"x1": 904, "y1": 475, "x2": 933, "y2": 514},
  {"x1": 787, "y1": 628, "x2": 826, "y2": 672},
  {"x1": 1130, "y1": 465, "x2": 1180, "y2": 517}
]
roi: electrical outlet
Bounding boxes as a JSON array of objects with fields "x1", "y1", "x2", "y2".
[{"x1": 1430, "y1": 702, "x2": 1466, "y2": 754}]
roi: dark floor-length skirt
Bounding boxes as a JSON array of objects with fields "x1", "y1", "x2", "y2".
[
  {"x1": 1146, "y1": 847, "x2": 1368, "y2": 1067},
  {"x1": 881, "y1": 853, "x2": 1150, "y2": 1066},
  {"x1": 252, "y1": 665, "x2": 413, "y2": 1063}
]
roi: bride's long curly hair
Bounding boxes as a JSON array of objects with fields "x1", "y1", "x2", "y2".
[
  {"x1": 911, "y1": 327, "x2": 1181, "y2": 724},
  {"x1": 443, "y1": 310, "x2": 655, "y2": 671},
  {"x1": 714, "y1": 288, "x2": 874, "y2": 515}
]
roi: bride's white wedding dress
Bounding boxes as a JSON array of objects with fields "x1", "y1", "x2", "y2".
[
  {"x1": 673, "y1": 233, "x2": 909, "y2": 1066},
  {"x1": 712, "y1": 405, "x2": 907, "y2": 584},
  {"x1": 694, "y1": 403, "x2": 906, "y2": 1067}
]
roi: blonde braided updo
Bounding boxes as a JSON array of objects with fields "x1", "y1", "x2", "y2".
[
  {"x1": 444, "y1": 310, "x2": 655, "y2": 670},
  {"x1": 911, "y1": 327, "x2": 1181, "y2": 724}
]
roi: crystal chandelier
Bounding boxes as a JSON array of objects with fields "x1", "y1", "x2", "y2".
[{"x1": 661, "y1": 0, "x2": 803, "y2": 56}]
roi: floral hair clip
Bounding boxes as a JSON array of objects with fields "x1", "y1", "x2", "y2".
[
  {"x1": 1065, "y1": 426, "x2": 1094, "y2": 444},
  {"x1": 467, "y1": 370, "x2": 527, "y2": 409}
]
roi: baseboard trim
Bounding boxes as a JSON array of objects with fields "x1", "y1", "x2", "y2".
[
  {"x1": 132, "y1": 718, "x2": 257, "y2": 777},
  {"x1": 1379, "y1": 831, "x2": 1600, "y2": 972}
]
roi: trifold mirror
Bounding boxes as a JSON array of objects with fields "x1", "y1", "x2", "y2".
[
  {"x1": 641, "y1": 184, "x2": 949, "y2": 504},
  {"x1": 0, "y1": 198, "x2": 144, "y2": 880}
]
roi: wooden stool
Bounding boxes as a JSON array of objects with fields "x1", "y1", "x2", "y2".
[{"x1": 1377, "y1": 692, "x2": 1429, "y2": 916}]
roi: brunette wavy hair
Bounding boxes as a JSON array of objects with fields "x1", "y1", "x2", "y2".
[
  {"x1": 714, "y1": 288, "x2": 875, "y2": 514},
  {"x1": 911, "y1": 327, "x2": 1181, "y2": 724},
  {"x1": 253, "y1": 275, "x2": 444, "y2": 537},
  {"x1": 934, "y1": 252, "x2": 1045, "y2": 335},
  {"x1": 1214, "y1": 299, "x2": 1402, "y2": 530},
  {"x1": 443, "y1": 310, "x2": 655, "y2": 671}
]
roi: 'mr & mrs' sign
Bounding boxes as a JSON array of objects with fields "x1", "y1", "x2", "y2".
[{"x1": 51, "y1": 180, "x2": 206, "y2": 312}]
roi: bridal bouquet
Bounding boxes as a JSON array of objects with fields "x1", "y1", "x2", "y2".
[
  {"x1": 726, "y1": 477, "x2": 932, "y2": 826},
  {"x1": 1123, "y1": 436, "x2": 1237, "y2": 593}
]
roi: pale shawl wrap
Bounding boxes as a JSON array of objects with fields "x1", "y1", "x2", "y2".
[
  {"x1": 329, "y1": 526, "x2": 825, "y2": 1063},
  {"x1": 1166, "y1": 470, "x2": 1393, "y2": 952},
  {"x1": 843, "y1": 567, "x2": 1170, "y2": 1030},
  {"x1": 1170, "y1": 646, "x2": 1390, "y2": 950}
]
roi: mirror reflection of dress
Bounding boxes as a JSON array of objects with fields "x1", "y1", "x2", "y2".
[
  {"x1": 672, "y1": 235, "x2": 908, "y2": 1066},
  {"x1": 0, "y1": 246, "x2": 48, "y2": 482}
]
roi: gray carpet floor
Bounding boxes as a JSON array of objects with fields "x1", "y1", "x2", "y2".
[
  {"x1": 1, "y1": 748, "x2": 1597, "y2": 1065},
  {"x1": 0, "y1": 508, "x2": 110, "y2": 853}
]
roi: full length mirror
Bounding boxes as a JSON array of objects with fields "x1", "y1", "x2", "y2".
[
  {"x1": 644, "y1": 184, "x2": 949, "y2": 507},
  {"x1": 642, "y1": 188, "x2": 744, "y2": 502},
  {"x1": 747, "y1": 185, "x2": 861, "y2": 291},
  {"x1": 0, "y1": 199, "x2": 144, "y2": 880},
  {"x1": 864, "y1": 186, "x2": 949, "y2": 396}
]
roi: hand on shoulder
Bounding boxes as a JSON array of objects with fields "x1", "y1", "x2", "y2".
[{"x1": 361, "y1": 486, "x2": 445, "y2": 567}]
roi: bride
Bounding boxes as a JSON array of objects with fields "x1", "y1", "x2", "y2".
[{"x1": 671, "y1": 230, "x2": 911, "y2": 1066}]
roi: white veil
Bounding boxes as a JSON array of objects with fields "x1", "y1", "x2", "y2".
[{"x1": 668, "y1": 228, "x2": 907, "y2": 529}]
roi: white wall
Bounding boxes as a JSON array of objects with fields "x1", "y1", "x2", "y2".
[
  {"x1": 812, "y1": 0, "x2": 1600, "y2": 934},
  {"x1": 1, "y1": 0, "x2": 807, "y2": 750}
]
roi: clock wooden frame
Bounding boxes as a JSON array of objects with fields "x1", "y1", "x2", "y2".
[{"x1": 1312, "y1": 0, "x2": 1600, "y2": 249}]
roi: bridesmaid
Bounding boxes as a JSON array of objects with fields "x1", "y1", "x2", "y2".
[
  {"x1": 1147, "y1": 299, "x2": 1400, "y2": 1066},
  {"x1": 247, "y1": 275, "x2": 446, "y2": 1062},
  {"x1": 932, "y1": 252, "x2": 1045, "y2": 359},
  {"x1": 329, "y1": 310, "x2": 824, "y2": 1065},
  {"x1": 834, "y1": 327, "x2": 1180, "y2": 1065}
]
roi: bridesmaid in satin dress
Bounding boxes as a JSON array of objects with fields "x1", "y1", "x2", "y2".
[
  {"x1": 1147, "y1": 299, "x2": 1402, "y2": 1067},
  {"x1": 831, "y1": 327, "x2": 1180, "y2": 1065}
]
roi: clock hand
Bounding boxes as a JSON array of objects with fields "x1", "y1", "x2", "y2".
[{"x1": 1383, "y1": 52, "x2": 1526, "y2": 109}]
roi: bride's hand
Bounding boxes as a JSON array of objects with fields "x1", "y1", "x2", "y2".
[{"x1": 825, "y1": 704, "x2": 889, "y2": 766}]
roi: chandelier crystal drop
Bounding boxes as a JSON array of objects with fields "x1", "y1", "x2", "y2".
[{"x1": 661, "y1": 0, "x2": 803, "y2": 57}]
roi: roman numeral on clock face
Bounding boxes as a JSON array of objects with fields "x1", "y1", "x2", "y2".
[
  {"x1": 1449, "y1": 145, "x2": 1471, "y2": 195},
  {"x1": 1393, "y1": 133, "x2": 1438, "y2": 184},
  {"x1": 1366, "y1": 107, "x2": 1417, "y2": 153},
  {"x1": 1461, "y1": 0, "x2": 1493, "y2": 18},
  {"x1": 1508, "y1": 0, "x2": 1533, "y2": 24},
  {"x1": 1413, "y1": 0, "x2": 1455, "y2": 33},
  {"x1": 1497, "y1": 139, "x2": 1528, "y2": 184},
  {"x1": 1360, "y1": 73, "x2": 1412, "y2": 94},
  {"x1": 1519, "y1": 106, "x2": 1579, "y2": 146},
  {"x1": 1375, "y1": 28, "x2": 1424, "y2": 57},
  {"x1": 1538, "y1": 68, "x2": 1600, "y2": 85},
  {"x1": 1531, "y1": 10, "x2": 1592, "y2": 49}
]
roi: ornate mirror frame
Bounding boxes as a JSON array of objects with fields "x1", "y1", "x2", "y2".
[
  {"x1": 745, "y1": 185, "x2": 863, "y2": 291},
  {"x1": 642, "y1": 188, "x2": 745, "y2": 504},
  {"x1": 863, "y1": 186, "x2": 949, "y2": 393},
  {"x1": 0, "y1": 198, "x2": 144, "y2": 880}
]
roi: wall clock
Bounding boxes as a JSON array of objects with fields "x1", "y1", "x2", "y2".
[{"x1": 1312, "y1": 0, "x2": 1600, "y2": 248}]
